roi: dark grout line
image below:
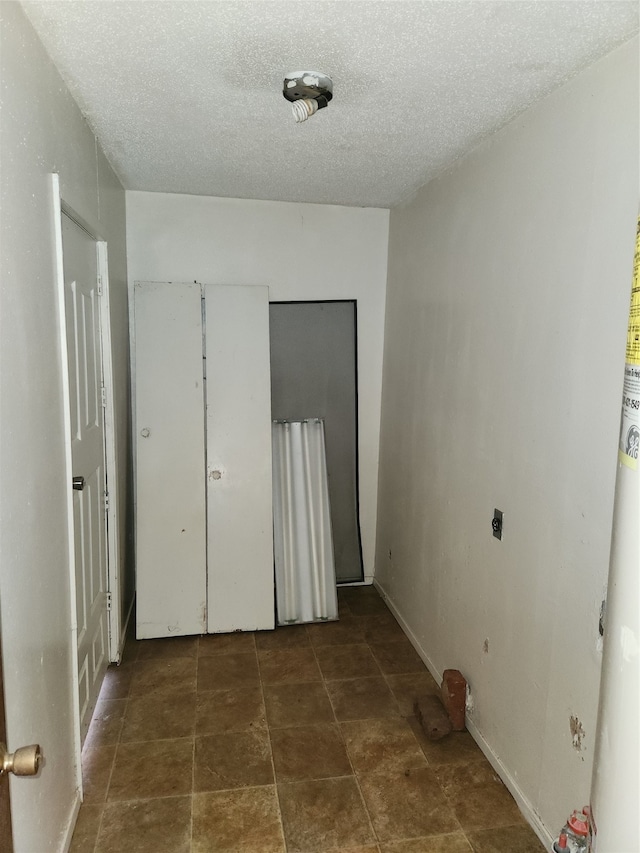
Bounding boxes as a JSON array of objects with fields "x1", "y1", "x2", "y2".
[
  {"x1": 189, "y1": 734, "x2": 196, "y2": 851},
  {"x1": 258, "y1": 632, "x2": 290, "y2": 852},
  {"x1": 309, "y1": 615, "x2": 381, "y2": 848}
]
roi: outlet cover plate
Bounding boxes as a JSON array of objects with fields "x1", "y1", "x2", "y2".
[{"x1": 492, "y1": 509, "x2": 503, "y2": 540}]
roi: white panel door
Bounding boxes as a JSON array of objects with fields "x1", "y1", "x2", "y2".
[
  {"x1": 134, "y1": 282, "x2": 207, "y2": 638},
  {"x1": 62, "y1": 214, "x2": 109, "y2": 742},
  {"x1": 205, "y1": 284, "x2": 274, "y2": 632}
]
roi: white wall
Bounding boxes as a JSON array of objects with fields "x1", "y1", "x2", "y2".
[
  {"x1": 375, "y1": 37, "x2": 638, "y2": 841},
  {"x1": 0, "y1": 4, "x2": 130, "y2": 850},
  {"x1": 126, "y1": 192, "x2": 389, "y2": 578}
]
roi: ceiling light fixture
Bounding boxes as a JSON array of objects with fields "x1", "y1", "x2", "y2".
[{"x1": 283, "y1": 71, "x2": 333, "y2": 123}]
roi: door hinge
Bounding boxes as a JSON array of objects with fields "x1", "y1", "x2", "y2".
[
  {"x1": 97, "y1": 276, "x2": 103, "y2": 296},
  {"x1": 104, "y1": 490, "x2": 110, "y2": 512},
  {"x1": 101, "y1": 383, "x2": 107, "y2": 409},
  {"x1": 106, "y1": 591, "x2": 112, "y2": 611}
]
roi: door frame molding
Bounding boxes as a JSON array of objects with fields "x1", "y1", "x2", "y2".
[
  {"x1": 95, "y1": 237, "x2": 122, "y2": 664},
  {"x1": 51, "y1": 174, "x2": 121, "y2": 787},
  {"x1": 0, "y1": 603, "x2": 13, "y2": 852}
]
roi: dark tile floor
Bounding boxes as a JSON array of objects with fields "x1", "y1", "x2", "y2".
[{"x1": 71, "y1": 586, "x2": 545, "y2": 852}]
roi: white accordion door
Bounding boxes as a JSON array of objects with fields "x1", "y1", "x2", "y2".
[
  {"x1": 134, "y1": 282, "x2": 207, "y2": 638},
  {"x1": 205, "y1": 284, "x2": 274, "y2": 633}
]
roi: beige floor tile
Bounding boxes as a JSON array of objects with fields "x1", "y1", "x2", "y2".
[
  {"x1": 278, "y1": 777, "x2": 375, "y2": 852},
  {"x1": 407, "y1": 720, "x2": 485, "y2": 766},
  {"x1": 199, "y1": 631, "x2": 256, "y2": 656},
  {"x1": 107, "y1": 738, "x2": 193, "y2": 801},
  {"x1": 255, "y1": 624, "x2": 310, "y2": 650},
  {"x1": 99, "y1": 663, "x2": 135, "y2": 700},
  {"x1": 129, "y1": 657, "x2": 197, "y2": 698},
  {"x1": 386, "y1": 672, "x2": 441, "y2": 716},
  {"x1": 258, "y1": 648, "x2": 322, "y2": 684},
  {"x1": 196, "y1": 686, "x2": 266, "y2": 734},
  {"x1": 192, "y1": 786, "x2": 285, "y2": 852},
  {"x1": 197, "y1": 652, "x2": 260, "y2": 691},
  {"x1": 263, "y1": 681, "x2": 335, "y2": 728},
  {"x1": 358, "y1": 768, "x2": 459, "y2": 842},
  {"x1": 95, "y1": 796, "x2": 191, "y2": 853},
  {"x1": 342, "y1": 593, "x2": 389, "y2": 617},
  {"x1": 370, "y1": 640, "x2": 426, "y2": 675},
  {"x1": 120, "y1": 692, "x2": 196, "y2": 742},
  {"x1": 341, "y1": 718, "x2": 427, "y2": 775},
  {"x1": 69, "y1": 804, "x2": 103, "y2": 853},
  {"x1": 331, "y1": 847, "x2": 380, "y2": 853},
  {"x1": 136, "y1": 635, "x2": 198, "y2": 660},
  {"x1": 84, "y1": 698, "x2": 127, "y2": 749},
  {"x1": 434, "y1": 763, "x2": 525, "y2": 832},
  {"x1": 270, "y1": 724, "x2": 352, "y2": 782},
  {"x1": 194, "y1": 730, "x2": 274, "y2": 792},
  {"x1": 379, "y1": 833, "x2": 472, "y2": 852},
  {"x1": 315, "y1": 645, "x2": 382, "y2": 680},
  {"x1": 337, "y1": 587, "x2": 355, "y2": 601},
  {"x1": 307, "y1": 617, "x2": 365, "y2": 647},
  {"x1": 119, "y1": 638, "x2": 141, "y2": 665},
  {"x1": 327, "y1": 677, "x2": 400, "y2": 721},
  {"x1": 340, "y1": 586, "x2": 382, "y2": 601},
  {"x1": 466, "y1": 824, "x2": 546, "y2": 852},
  {"x1": 76, "y1": 589, "x2": 536, "y2": 853},
  {"x1": 336, "y1": 595, "x2": 354, "y2": 618},
  {"x1": 82, "y1": 745, "x2": 116, "y2": 804},
  {"x1": 355, "y1": 613, "x2": 407, "y2": 644}
]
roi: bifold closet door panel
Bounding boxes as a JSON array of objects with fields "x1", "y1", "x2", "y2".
[
  {"x1": 205, "y1": 284, "x2": 274, "y2": 633},
  {"x1": 134, "y1": 282, "x2": 207, "y2": 638}
]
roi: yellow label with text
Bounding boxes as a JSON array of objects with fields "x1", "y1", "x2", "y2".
[
  {"x1": 626, "y1": 217, "x2": 640, "y2": 365},
  {"x1": 618, "y1": 217, "x2": 640, "y2": 468}
]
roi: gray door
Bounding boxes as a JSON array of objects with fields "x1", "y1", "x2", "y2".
[{"x1": 269, "y1": 301, "x2": 363, "y2": 583}]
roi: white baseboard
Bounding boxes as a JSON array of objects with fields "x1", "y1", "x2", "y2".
[
  {"x1": 60, "y1": 790, "x2": 82, "y2": 853},
  {"x1": 464, "y1": 716, "x2": 553, "y2": 849},
  {"x1": 373, "y1": 578, "x2": 554, "y2": 851},
  {"x1": 373, "y1": 578, "x2": 443, "y2": 681}
]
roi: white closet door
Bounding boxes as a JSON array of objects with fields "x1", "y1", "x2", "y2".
[
  {"x1": 205, "y1": 284, "x2": 274, "y2": 632},
  {"x1": 134, "y1": 282, "x2": 207, "y2": 638},
  {"x1": 61, "y1": 214, "x2": 109, "y2": 740}
]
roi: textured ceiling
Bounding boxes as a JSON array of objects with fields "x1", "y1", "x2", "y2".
[{"x1": 22, "y1": 0, "x2": 638, "y2": 208}]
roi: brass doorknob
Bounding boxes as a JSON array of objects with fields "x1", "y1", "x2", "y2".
[{"x1": 0, "y1": 742, "x2": 42, "y2": 776}]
